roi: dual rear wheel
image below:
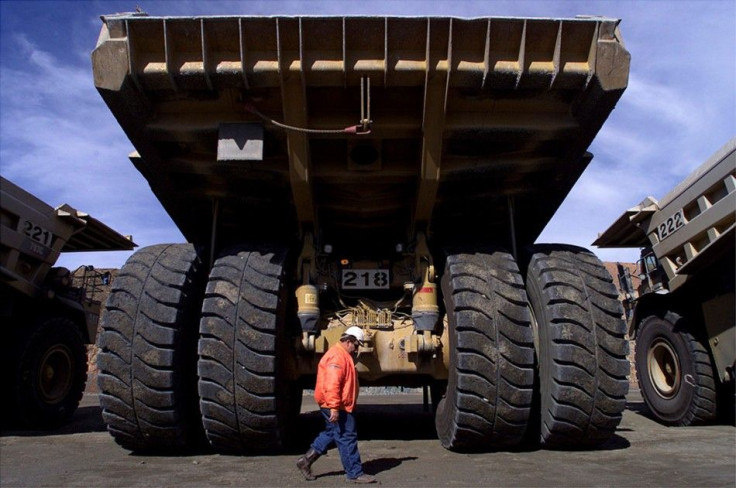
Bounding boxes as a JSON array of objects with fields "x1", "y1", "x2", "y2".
[
  {"x1": 97, "y1": 244, "x2": 297, "y2": 453},
  {"x1": 97, "y1": 244, "x2": 206, "y2": 451},
  {"x1": 435, "y1": 249, "x2": 534, "y2": 451},
  {"x1": 436, "y1": 245, "x2": 629, "y2": 451},
  {"x1": 524, "y1": 245, "x2": 629, "y2": 448},
  {"x1": 97, "y1": 243, "x2": 629, "y2": 452},
  {"x1": 198, "y1": 247, "x2": 301, "y2": 452}
]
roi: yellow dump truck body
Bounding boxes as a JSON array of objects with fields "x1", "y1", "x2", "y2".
[{"x1": 93, "y1": 15, "x2": 629, "y2": 254}]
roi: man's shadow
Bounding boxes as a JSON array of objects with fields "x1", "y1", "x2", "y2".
[{"x1": 315, "y1": 456, "x2": 418, "y2": 479}]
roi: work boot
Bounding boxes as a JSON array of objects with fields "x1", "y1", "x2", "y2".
[
  {"x1": 296, "y1": 447, "x2": 320, "y2": 481},
  {"x1": 346, "y1": 474, "x2": 377, "y2": 484}
]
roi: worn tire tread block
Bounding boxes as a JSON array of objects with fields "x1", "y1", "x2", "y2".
[
  {"x1": 525, "y1": 244, "x2": 629, "y2": 449},
  {"x1": 97, "y1": 244, "x2": 205, "y2": 452},
  {"x1": 197, "y1": 246, "x2": 298, "y2": 453},
  {"x1": 436, "y1": 250, "x2": 535, "y2": 451}
]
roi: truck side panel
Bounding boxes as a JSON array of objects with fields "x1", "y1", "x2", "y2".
[{"x1": 646, "y1": 141, "x2": 735, "y2": 290}]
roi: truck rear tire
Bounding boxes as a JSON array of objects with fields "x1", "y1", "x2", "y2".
[
  {"x1": 13, "y1": 317, "x2": 87, "y2": 427},
  {"x1": 197, "y1": 247, "x2": 298, "y2": 453},
  {"x1": 524, "y1": 245, "x2": 629, "y2": 448},
  {"x1": 635, "y1": 314, "x2": 717, "y2": 425},
  {"x1": 97, "y1": 244, "x2": 205, "y2": 451},
  {"x1": 435, "y1": 250, "x2": 535, "y2": 451}
]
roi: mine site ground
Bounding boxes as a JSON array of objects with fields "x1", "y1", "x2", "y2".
[{"x1": 2, "y1": 387, "x2": 734, "y2": 487}]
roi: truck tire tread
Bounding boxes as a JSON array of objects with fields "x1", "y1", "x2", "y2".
[
  {"x1": 436, "y1": 250, "x2": 535, "y2": 451},
  {"x1": 525, "y1": 244, "x2": 629, "y2": 449},
  {"x1": 97, "y1": 244, "x2": 205, "y2": 452},
  {"x1": 197, "y1": 246, "x2": 296, "y2": 453}
]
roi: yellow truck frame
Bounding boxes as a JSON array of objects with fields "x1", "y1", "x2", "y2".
[{"x1": 92, "y1": 13, "x2": 631, "y2": 453}]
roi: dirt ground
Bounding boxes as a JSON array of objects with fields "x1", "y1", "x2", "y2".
[{"x1": 1, "y1": 389, "x2": 734, "y2": 488}]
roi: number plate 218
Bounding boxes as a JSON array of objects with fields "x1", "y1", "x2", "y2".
[{"x1": 341, "y1": 269, "x2": 389, "y2": 290}]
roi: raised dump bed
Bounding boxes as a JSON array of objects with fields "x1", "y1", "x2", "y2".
[
  {"x1": 93, "y1": 14, "x2": 629, "y2": 254},
  {"x1": 92, "y1": 14, "x2": 631, "y2": 454}
]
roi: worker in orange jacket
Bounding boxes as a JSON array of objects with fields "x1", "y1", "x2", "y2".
[{"x1": 297, "y1": 326, "x2": 376, "y2": 484}]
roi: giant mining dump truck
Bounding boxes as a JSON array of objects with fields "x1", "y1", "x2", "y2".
[
  {"x1": 0, "y1": 177, "x2": 135, "y2": 427},
  {"x1": 595, "y1": 138, "x2": 735, "y2": 426},
  {"x1": 92, "y1": 13, "x2": 631, "y2": 453}
]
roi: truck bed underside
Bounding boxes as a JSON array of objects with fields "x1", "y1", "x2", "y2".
[{"x1": 93, "y1": 15, "x2": 628, "y2": 253}]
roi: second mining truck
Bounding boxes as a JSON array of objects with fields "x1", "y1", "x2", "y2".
[
  {"x1": 92, "y1": 13, "x2": 631, "y2": 452},
  {"x1": 595, "y1": 138, "x2": 735, "y2": 426},
  {"x1": 0, "y1": 177, "x2": 135, "y2": 427}
]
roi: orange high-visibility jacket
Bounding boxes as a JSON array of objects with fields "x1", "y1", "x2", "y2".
[{"x1": 314, "y1": 342, "x2": 359, "y2": 412}]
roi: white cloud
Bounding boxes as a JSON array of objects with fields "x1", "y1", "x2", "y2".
[
  {"x1": 623, "y1": 77, "x2": 704, "y2": 133},
  {"x1": 538, "y1": 0, "x2": 735, "y2": 266},
  {"x1": 1, "y1": 31, "x2": 183, "y2": 270}
]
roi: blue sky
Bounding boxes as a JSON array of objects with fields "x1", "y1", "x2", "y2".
[{"x1": 1, "y1": 0, "x2": 734, "y2": 270}]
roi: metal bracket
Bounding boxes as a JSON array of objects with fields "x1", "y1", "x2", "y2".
[{"x1": 217, "y1": 123, "x2": 264, "y2": 161}]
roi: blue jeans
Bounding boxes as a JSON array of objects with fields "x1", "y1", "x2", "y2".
[{"x1": 311, "y1": 408, "x2": 364, "y2": 479}]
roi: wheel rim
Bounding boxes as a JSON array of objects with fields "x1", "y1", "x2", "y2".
[
  {"x1": 38, "y1": 344, "x2": 74, "y2": 404},
  {"x1": 647, "y1": 339, "x2": 681, "y2": 399}
]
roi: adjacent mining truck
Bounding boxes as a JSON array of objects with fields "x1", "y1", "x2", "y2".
[
  {"x1": 0, "y1": 177, "x2": 135, "y2": 427},
  {"x1": 92, "y1": 13, "x2": 631, "y2": 453},
  {"x1": 595, "y1": 138, "x2": 735, "y2": 426}
]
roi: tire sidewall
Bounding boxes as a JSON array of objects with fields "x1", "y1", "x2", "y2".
[
  {"x1": 635, "y1": 316, "x2": 696, "y2": 423},
  {"x1": 271, "y1": 249, "x2": 300, "y2": 445}
]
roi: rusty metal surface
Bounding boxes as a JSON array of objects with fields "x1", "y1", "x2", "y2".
[{"x1": 92, "y1": 15, "x2": 629, "y2": 253}]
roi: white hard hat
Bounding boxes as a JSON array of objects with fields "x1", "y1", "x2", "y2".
[{"x1": 344, "y1": 326, "x2": 365, "y2": 345}]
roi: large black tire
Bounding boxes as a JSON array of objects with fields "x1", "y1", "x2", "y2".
[
  {"x1": 97, "y1": 244, "x2": 206, "y2": 452},
  {"x1": 197, "y1": 247, "x2": 300, "y2": 453},
  {"x1": 524, "y1": 245, "x2": 629, "y2": 448},
  {"x1": 435, "y1": 250, "x2": 535, "y2": 451},
  {"x1": 635, "y1": 314, "x2": 717, "y2": 425},
  {"x1": 11, "y1": 317, "x2": 87, "y2": 427}
]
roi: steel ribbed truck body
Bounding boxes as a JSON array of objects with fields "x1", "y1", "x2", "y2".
[
  {"x1": 1, "y1": 177, "x2": 135, "y2": 427},
  {"x1": 92, "y1": 14, "x2": 628, "y2": 253},
  {"x1": 595, "y1": 138, "x2": 735, "y2": 426},
  {"x1": 92, "y1": 14, "x2": 632, "y2": 454}
]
